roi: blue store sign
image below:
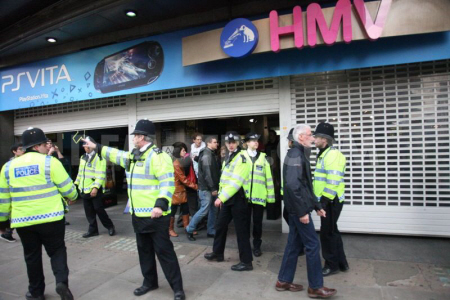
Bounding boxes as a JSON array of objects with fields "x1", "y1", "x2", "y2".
[{"x1": 220, "y1": 18, "x2": 259, "y2": 58}]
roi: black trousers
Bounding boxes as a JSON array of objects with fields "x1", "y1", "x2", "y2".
[
  {"x1": 16, "y1": 219, "x2": 69, "y2": 297},
  {"x1": 186, "y1": 188, "x2": 198, "y2": 216},
  {"x1": 135, "y1": 216, "x2": 183, "y2": 292},
  {"x1": 83, "y1": 188, "x2": 114, "y2": 233},
  {"x1": 213, "y1": 192, "x2": 253, "y2": 264},
  {"x1": 320, "y1": 198, "x2": 348, "y2": 270},
  {"x1": 171, "y1": 202, "x2": 189, "y2": 217},
  {"x1": 248, "y1": 203, "x2": 264, "y2": 250}
]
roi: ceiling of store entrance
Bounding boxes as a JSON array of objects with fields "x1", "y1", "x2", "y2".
[{"x1": 0, "y1": 0, "x2": 336, "y2": 68}]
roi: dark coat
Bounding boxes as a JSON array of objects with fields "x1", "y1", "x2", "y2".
[
  {"x1": 197, "y1": 147, "x2": 221, "y2": 191},
  {"x1": 283, "y1": 142, "x2": 321, "y2": 217}
]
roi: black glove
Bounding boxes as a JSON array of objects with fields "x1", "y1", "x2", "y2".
[{"x1": 154, "y1": 198, "x2": 169, "y2": 211}]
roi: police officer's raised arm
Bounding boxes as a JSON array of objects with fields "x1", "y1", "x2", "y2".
[{"x1": 82, "y1": 138, "x2": 130, "y2": 169}]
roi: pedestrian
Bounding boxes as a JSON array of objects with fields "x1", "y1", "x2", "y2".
[
  {"x1": 74, "y1": 136, "x2": 115, "y2": 238},
  {"x1": 190, "y1": 132, "x2": 205, "y2": 177},
  {"x1": 0, "y1": 143, "x2": 24, "y2": 243},
  {"x1": 276, "y1": 124, "x2": 337, "y2": 298},
  {"x1": 0, "y1": 127, "x2": 78, "y2": 300},
  {"x1": 82, "y1": 119, "x2": 185, "y2": 300},
  {"x1": 185, "y1": 136, "x2": 220, "y2": 241},
  {"x1": 313, "y1": 122, "x2": 349, "y2": 276},
  {"x1": 170, "y1": 143, "x2": 198, "y2": 237},
  {"x1": 204, "y1": 131, "x2": 253, "y2": 271},
  {"x1": 242, "y1": 132, "x2": 275, "y2": 257}
]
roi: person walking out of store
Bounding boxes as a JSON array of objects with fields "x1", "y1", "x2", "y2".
[
  {"x1": 185, "y1": 136, "x2": 220, "y2": 241},
  {"x1": 242, "y1": 132, "x2": 275, "y2": 257},
  {"x1": 170, "y1": 143, "x2": 198, "y2": 237},
  {"x1": 75, "y1": 137, "x2": 115, "y2": 238},
  {"x1": 276, "y1": 124, "x2": 337, "y2": 298},
  {"x1": 204, "y1": 131, "x2": 253, "y2": 271},
  {"x1": 0, "y1": 127, "x2": 78, "y2": 300},
  {"x1": 0, "y1": 143, "x2": 24, "y2": 243},
  {"x1": 313, "y1": 122, "x2": 349, "y2": 277},
  {"x1": 82, "y1": 119, "x2": 185, "y2": 300}
]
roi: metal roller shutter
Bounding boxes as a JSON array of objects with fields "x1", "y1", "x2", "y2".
[{"x1": 291, "y1": 60, "x2": 450, "y2": 237}]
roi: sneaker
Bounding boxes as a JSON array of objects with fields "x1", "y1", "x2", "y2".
[{"x1": 0, "y1": 233, "x2": 16, "y2": 243}]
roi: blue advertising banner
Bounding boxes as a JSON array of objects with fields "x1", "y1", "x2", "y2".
[{"x1": 1, "y1": 18, "x2": 450, "y2": 112}]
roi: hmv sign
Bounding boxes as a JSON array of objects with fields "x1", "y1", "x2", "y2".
[{"x1": 220, "y1": 0, "x2": 392, "y2": 57}]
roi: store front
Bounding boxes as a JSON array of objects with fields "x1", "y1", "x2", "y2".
[{"x1": 1, "y1": 0, "x2": 450, "y2": 236}]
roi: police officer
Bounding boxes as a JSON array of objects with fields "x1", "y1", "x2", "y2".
[
  {"x1": 204, "y1": 131, "x2": 253, "y2": 271},
  {"x1": 242, "y1": 132, "x2": 275, "y2": 257},
  {"x1": 0, "y1": 127, "x2": 78, "y2": 300},
  {"x1": 82, "y1": 119, "x2": 185, "y2": 300},
  {"x1": 313, "y1": 122, "x2": 349, "y2": 276},
  {"x1": 75, "y1": 136, "x2": 115, "y2": 238}
]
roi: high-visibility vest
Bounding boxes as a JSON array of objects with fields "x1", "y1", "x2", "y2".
[
  {"x1": 242, "y1": 151, "x2": 275, "y2": 206},
  {"x1": 101, "y1": 144, "x2": 175, "y2": 217},
  {"x1": 218, "y1": 151, "x2": 251, "y2": 203},
  {"x1": 74, "y1": 152, "x2": 106, "y2": 194},
  {"x1": 0, "y1": 152, "x2": 77, "y2": 228},
  {"x1": 313, "y1": 147, "x2": 346, "y2": 202}
]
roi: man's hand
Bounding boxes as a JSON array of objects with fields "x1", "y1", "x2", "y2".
[
  {"x1": 90, "y1": 188, "x2": 98, "y2": 197},
  {"x1": 48, "y1": 147, "x2": 56, "y2": 155},
  {"x1": 215, "y1": 199, "x2": 223, "y2": 208},
  {"x1": 151, "y1": 207, "x2": 163, "y2": 218},
  {"x1": 212, "y1": 190, "x2": 218, "y2": 196},
  {"x1": 81, "y1": 138, "x2": 96, "y2": 149},
  {"x1": 66, "y1": 198, "x2": 76, "y2": 205},
  {"x1": 316, "y1": 209, "x2": 326, "y2": 218},
  {"x1": 300, "y1": 214, "x2": 310, "y2": 224}
]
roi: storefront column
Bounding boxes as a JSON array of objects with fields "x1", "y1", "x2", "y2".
[
  {"x1": 0, "y1": 111, "x2": 15, "y2": 165},
  {"x1": 127, "y1": 94, "x2": 138, "y2": 150},
  {"x1": 278, "y1": 76, "x2": 291, "y2": 233}
]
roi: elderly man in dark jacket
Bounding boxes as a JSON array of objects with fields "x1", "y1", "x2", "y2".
[
  {"x1": 185, "y1": 136, "x2": 220, "y2": 240},
  {"x1": 275, "y1": 124, "x2": 337, "y2": 299}
]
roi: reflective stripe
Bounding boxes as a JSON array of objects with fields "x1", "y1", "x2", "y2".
[
  {"x1": 145, "y1": 150, "x2": 155, "y2": 175},
  {"x1": 222, "y1": 171, "x2": 244, "y2": 182},
  {"x1": 45, "y1": 156, "x2": 52, "y2": 183},
  {"x1": 0, "y1": 187, "x2": 10, "y2": 193},
  {"x1": 323, "y1": 188, "x2": 337, "y2": 196},
  {"x1": 160, "y1": 181, "x2": 175, "y2": 187},
  {"x1": 61, "y1": 185, "x2": 75, "y2": 197},
  {"x1": 315, "y1": 169, "x2": 345, "y2": 177},
  {"x1": 315, "y1": 177, "x2": 327, "y2": 182},
  {"x1": 158, "y1": 190, "x2": 173, "y2": 199},
  {"x1": 56, "y1": 177, "x2": 72, "y2": 189},
  {"x1": 158, "y1": 173, "x2": 174, "y2": 181},
  {"x1": 134, "y1": 207, "x2": 153, "y2": 213},
  {"x1": 250, "y1": 197, "x2": 266, "y2": 204},
  {"x1": 127, "y1": 184, "x2": 159, "y2": 190},
  {"x1": 90, "y1": 170, "x2": 105, "y2": 175},
  {"x1": 116, "y1": 150, "x2": 125, "y2": 165},
  {"x1": 105, "y1": 148, "x2": 112, "y2": 161},
  {"x1": 0, "y1": 198, "x2": 11, "y2": 203},
  {"x1": 221, "y1": 179, "x2": 240, "y2": 190},
  {"x1": 4, "y1": 161, "x2": 12, "y2": 185},
  {"x1": 339, "y1": 194, "x2": 345, "y2": 202},
  {"x1": 267, "y1": 195, "x2": 275, "y2": 199},
  {"x1": 254, "y1": 171, "x2": 265, "y2": 177},
  {"x1": 126, "y1": 173, "x2": 157, "y2": 180},
  {"x1": 10, "y1": 182, "x2": 55, "y2": 192},
  {"x1": 252, "y1": 179, "x2": 266, "y2": 185},
  {"x1": 0, "y1": 212, "x2": 10, "y2": 216},
  {"x1": 326, "y1": 179, "x2": 343, "y2": 185},
  {"x1": 11, "y1": 210, "x2": 64, "y2": 224},
  {"x1": 12, "y1": 190, "x2": 60, "y2": 202},
  {"x1": 266, "y1": 185, "x2": 274, "y2": 190},
  {"x1": 219, "y1": 190, "x2": 231, "y2": 200},
  {"x1": 317, "y1": 196, "x2": 321, "y2": 201},
  {"x1": 122, "y1": 155, "x2": 128, "y2": 168}
]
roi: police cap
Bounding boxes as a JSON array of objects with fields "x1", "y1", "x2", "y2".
[
  {"x1": 131, "y1": 119, "x2": 156, "y2": 136},
  {"x1": 22, "y1": 127, "x2": 48, "y2": 149},
  {"x1": 244, "y1": 132, "x2": 260, "y2": 142},
  {"x1": 224, "y1": 131, "x2": 240, "y2": 142}
]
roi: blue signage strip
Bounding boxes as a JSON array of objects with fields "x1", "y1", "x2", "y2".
[{"x1": 1, "y1": 20, "x2": 450, "y2": 112}]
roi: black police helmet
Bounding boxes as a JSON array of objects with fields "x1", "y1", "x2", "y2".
[
  {"x1": 131, "y1": 119, "x2": 156, "y2": 136},
  {"x1": 22, "y1": 127, "x2": 48, "y2": 149},
  {"x1": 244, "y1": 132, "x2": 260, "y2": 142},
  {"x1": 287, "y1": 128, "x2": 295, "y2": 142},
  {"x1": 314, "y1": 122, "x2": 335, "y2": 142},
  {"x1": 224, "y1": 131, "x2": 240, "y2": 142}
]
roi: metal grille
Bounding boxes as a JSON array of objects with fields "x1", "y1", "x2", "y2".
[
  {"x1": 291, "y1": 60, "x2": 450, "y2": 207},
  {"x1": 139, "y1": 78, "x2": 276, "y2": 101},
  {"x1": 14, "y1": 95, "x2": 127, "y2": 119}
]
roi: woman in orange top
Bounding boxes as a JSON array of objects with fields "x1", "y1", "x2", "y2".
[{"x1": 170, "y1": 143, "x2": 198, "y2": 237}]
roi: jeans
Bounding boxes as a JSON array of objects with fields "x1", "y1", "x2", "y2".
[
  {"x1": 278, "y1": 214, "x2": 323, "y2": 289},
  {"x1": 186, "y1": 190, "x2": 216, "y2": 235}
]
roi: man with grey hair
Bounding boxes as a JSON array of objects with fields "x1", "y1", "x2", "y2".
[{"x1": 275, "y1": 124, "x2": 337, "y2": 298}]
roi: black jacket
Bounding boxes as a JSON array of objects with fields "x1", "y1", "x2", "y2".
[
  {"x1": 283, "y1": 142, "x2": 321, "y2": 217},
  {"x1": 198, "y1": 147, "x2": 221, "y2": 191}
]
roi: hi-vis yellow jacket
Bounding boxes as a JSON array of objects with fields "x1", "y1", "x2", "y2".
[
  {"x1": 0, "y1": 152, "x2": 77, "y2": 228},
  {"x1": 313, "y1": 147, "x2": 346, "y2": 202},
  {"x1": 74, "y1": 152, "x2": 106, "y2": 194},
  {"x1": 218, "y1": 150, "x2": 251, "y2": 203},
  {"x1": 242, "y1": 151, "x2": 275, "y2": 206},
  {"x1": 101, "y1": 144, "x2": 175, "y2": 217}
]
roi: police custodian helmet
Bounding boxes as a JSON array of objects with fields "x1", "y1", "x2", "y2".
[
  {"x1": 314, "y1": 122, "x2": 335, "y2": 142},
  {"x1": 131, "y1": 119, "x2": 156, "y2": 136},
  {"x1": 224, "y1": 131, "x2": 240, "y2": 142},
  {"x1": 243, "y1": 132, "x2": 260, "y2": 142},
  {"x1": 22, "y1": 127, "x2": 48, "y2": 149}
]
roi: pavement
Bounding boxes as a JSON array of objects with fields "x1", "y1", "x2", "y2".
[{"x1": 1, "y1": 197, "x2": 449, "y2": 300}]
